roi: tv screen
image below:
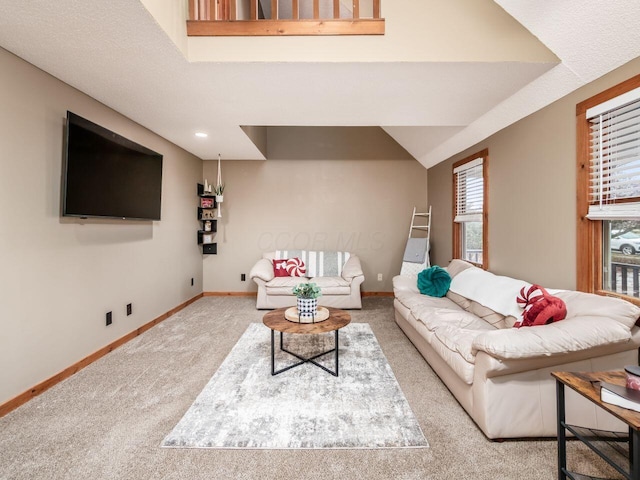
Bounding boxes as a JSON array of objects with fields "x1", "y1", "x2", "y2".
[{"x1": 62, "y1": 111, "x2": 163, "y2": 220}]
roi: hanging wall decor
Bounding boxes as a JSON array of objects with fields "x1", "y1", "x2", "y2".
[{"x1": 214, "y1": 153, "x2": 224, "y2": 218}]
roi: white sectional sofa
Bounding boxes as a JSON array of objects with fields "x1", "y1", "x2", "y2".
[
  {"x1": 249, "y1": 250, "x2": 364, "y2": 309},
  {"x1": 393, "y1": 259, "x2": 640, "y2": 439}
]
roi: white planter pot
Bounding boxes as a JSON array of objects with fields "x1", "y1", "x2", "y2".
[
  {"x1": 215, "y1": 195, "x2": 224, "y2": 203},
  {"x1": 296, "y1": 297, "x2": 318, "y2": 321}
]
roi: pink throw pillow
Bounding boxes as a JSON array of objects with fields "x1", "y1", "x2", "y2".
[{"x1": 515, "y1": 284, "x2": 567, "y2": 328}]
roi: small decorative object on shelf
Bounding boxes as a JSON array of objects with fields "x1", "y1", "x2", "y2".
[
  {"x1": 293, "y1": 282, "x2": 322, "y2": 322},
  {"x1": 200, "y1": 209, "x2": 215, "y2": 220},
  {"x1": 197, "y1": 183, "x2": 217, "y2": 255}
]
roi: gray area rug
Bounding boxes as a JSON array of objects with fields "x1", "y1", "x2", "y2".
[{"x1": 162, "y1": 322, "x2": 428, "y2": 449}]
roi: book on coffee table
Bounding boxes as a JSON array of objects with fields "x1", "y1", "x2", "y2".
[{"x1": 600, "y1": 381, "x2": 640, "y2": 413}]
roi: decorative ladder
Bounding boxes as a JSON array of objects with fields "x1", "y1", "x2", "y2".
[{"x1": 400, "y1": 206, "x2": 431, "y2": 276}]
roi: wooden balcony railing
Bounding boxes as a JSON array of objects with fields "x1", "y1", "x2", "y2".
[
  {"x1": 611, "y1": 262, "x2": 640, "y2": 298},
  {"x1": 187, "y1": 0, "x2": 384, "y2": 36}
]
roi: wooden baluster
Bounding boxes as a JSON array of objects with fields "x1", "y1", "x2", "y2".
[
  {"x1": 373, "y1": 0, "x2": 380, "y2": 19},
  {"x1": 196, "y1": 0, "x2": 203, "y2": 19},
  {"x1": 333, "y1": 0, "x2": 339, "y2": 19},
  {"x1": 313, "y1": 0, "x2": 319, "y2": 19},
  {"x1": 292, "y1": 0, "x2": 299, "y2": 19},
  {"x1": 352, "y1": 0, "x2": 359, "y2": 19},
  {"x1": 229, "y1": 0, "x2": 236, "y2": 20},
  {"x1": 271, "y1": 0, "x2": 278, "y2": 19},
  {"x1": 222, "y1": 0, "x2": 227, "y2": 20},
  {"x1": 189, "y1": 0, "x2": 195, "y2": 21},
  {"x1": 250, "y1": 0, "x2": 257, "y2": 20},
  {"x1": 208, "y1": 0, "x2": 216, "y2": 20}
]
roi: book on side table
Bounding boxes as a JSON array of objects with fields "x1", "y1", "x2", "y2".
[{"x1": 600, "y1": 381, "x2": 640, "y2": 413}]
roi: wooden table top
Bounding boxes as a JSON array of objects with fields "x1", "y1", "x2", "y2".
[
  {"x1": 263, "y1": 307, "x2": 351, "y2": 334},
  {"x1": 552, "y1": 370, "x2": 640, "y2": 430}
]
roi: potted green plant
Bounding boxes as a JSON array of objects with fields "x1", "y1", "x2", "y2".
[
  {"x1": 213, "y1": 183, "x2": 225, "y2": 203},
  {"x1": 293, "y1": 282, "x2": 322, "y2": 320}
]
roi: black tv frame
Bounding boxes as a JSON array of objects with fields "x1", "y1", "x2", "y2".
[{"x1": 62, "y1": 111, "x2": 163, "y2": 221}]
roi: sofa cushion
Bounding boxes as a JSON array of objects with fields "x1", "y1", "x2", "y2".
[
  {"x1": 429, "y1": 328, "x2": 476, "y2": 384},
  {"x1": 555, "y1": 290, "x2": 640, "y2": 328},
  {"x1": 472, "y1": 316, "x2": 632, "y2": 360},
  {"x1": 395, "y1": 290, "x2": 461, "y2": 314},
  {"x1": 393, "y1": 274, "x2": 420, "y2": 294},
  {"x1": 445, "y1": 259, "x2": 475, "y2": 279},
  {"x1": 433, "y1": 326, "x2": 479, "y2": 363},
  {"x1": 446, "y1": 291, "x2": 507, "y2": 328},
  {"x1": 309, "y1": 276, "x2": 351, "y2": 295},
  {"x1": 265, "y1": 276, "x2": 309, "y2": 295},
  {"x1": 416, "y1": 307, "x2": 496, "y2": 334}
]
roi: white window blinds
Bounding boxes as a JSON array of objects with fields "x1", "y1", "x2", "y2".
[
  {"x1": 587, "y1": 86, "x2": 640, "y2": 220},
  {"x1": 454, "y1": 157, "x2": 483, "y2": 223}
]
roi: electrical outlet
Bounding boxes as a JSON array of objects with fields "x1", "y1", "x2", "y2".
[
  {"x1": 126, "y1": 303, "x2": 132, "y2": 316},
  {"x1": 191, "y1": 277, "x2": 194, "y2": 286},
  {"x1": 241, "y1": 273, "x2": 246, "y2": 281},
  {"x1": 106, "y1": 311, "x2": 112, "y2": 326},
  {"x1": 377, "y1": 273, "x2": 383, "y2": 281}
]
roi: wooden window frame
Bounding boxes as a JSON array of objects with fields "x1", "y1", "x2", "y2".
[
  {"x1": 576, "y1": 73, "x2": 640, "y2": 305},
  {"x1": 453, "y1": 149, "x2": 489, "y2": 269}
]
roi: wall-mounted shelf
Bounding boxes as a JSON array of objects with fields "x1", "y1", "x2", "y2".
[{"x1": 197, "y1": 183, "x2": 217, "y2": 255}]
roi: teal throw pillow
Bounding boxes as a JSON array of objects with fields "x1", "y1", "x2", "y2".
[{"x1": 417, "y1": 266, "x2": 451, "y2": 297}]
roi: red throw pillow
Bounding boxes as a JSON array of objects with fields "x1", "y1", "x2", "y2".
[
  {"x1": 273, "y1": 259, "x2": 290, "y2": 277},
  {"x1": 515, "y1": 284, "x2": 567, "y2": 328},
  {"x1": 286, "y1": 257, "x2": 306, "y2": 277}
]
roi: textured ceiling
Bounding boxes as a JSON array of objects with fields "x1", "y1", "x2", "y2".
[{"x1": 0, "y1": 1, "x2": 638, "y2": 168}]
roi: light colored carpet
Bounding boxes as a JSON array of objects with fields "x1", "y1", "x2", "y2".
[
  {"x1": 162, "y1": 323, "x2": 428, "y2": 449},
  {"x1": 0, "y1": 296, "x2": 623, "y2": 479}
]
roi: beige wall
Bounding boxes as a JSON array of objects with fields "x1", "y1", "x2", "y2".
[
  {"x1": 428, "y1": 56, "x2": 640, "y2": 289},
  {"x1": 202, "y1": 128, "x2": 427, "y2": 293},
  {"x1": 0, "y1": 48, "x2": 203, "y2": 405}
]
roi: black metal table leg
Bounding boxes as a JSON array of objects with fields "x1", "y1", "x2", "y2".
[
  {"x1": 335, "y1": 329, "x2": 339, "y2": 377},
  {"x1": 270, "y1": 328, "x2": 275, "y2": 376},
  {"x1": 270, "y1": 329, "x2": 340, "y2": 377},
  {"x1": 556, "y1": 379, "x2": 567, "y2": 480},
  {"x1": 633, "y1": 427, "x2": 640, "y2": 480}
]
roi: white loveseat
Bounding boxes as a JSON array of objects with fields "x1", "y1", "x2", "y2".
[
  {"x1": 393, "y1": 259, "x2": 640, "y2": 439},
  {"x1": 250, "y1": 250, "x2": 364, "y2": 309}
]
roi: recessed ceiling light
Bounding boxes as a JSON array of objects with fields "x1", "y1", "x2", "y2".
[{"x1": 195, "y1": 132, "x2": 208, "y2": 138}]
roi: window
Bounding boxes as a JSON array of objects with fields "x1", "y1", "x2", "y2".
[
  {"x1": 577, "y1": 74, "x2": 640, "y2": 302},
  {"x1": 453, "y1": 149, "x2": 488, "y2": 268}
]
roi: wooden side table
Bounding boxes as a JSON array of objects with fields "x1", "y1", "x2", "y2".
[
  {"x1": 553, "y1": 370, "x2": 640, "y2": 480},
  {"x1": 263, "y1": 307, "x2": 351, "y2": 377}
]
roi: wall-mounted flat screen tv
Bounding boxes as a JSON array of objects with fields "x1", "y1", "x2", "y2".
[{"x1": 62, "y1": 111, "x2": 163, "y2": 220}]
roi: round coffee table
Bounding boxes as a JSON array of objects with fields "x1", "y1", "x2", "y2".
[{"x1": 263, "y1": 307, "x2": 351, "y2": 377}]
